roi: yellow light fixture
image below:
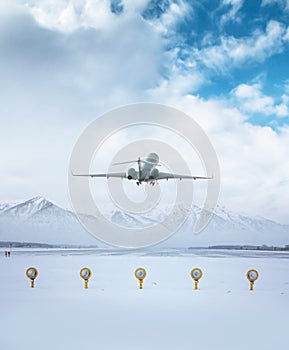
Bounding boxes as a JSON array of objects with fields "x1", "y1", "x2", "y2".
[
  {"x1": 134, "y1": 267, "x2": 147, "y2": 289},
  {"x1": 80, "y1": 267, "x2": 92, "y2": 289},
  {"x1": 26, "y1": 267, "x2": 38, "y2": 288},
  {"x1": 246, "y1": 269, "x2": 259, "y2": 291},
  {"x1": 190, "y1": 268, "x2": 203, "y2": 290}
]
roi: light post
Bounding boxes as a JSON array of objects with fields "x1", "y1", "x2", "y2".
[
  {"x1": 190, "y1": 268, "x2": 203, "y2": 290},
  {"x1": 26, "y1": 267, "x2": 38, "y2": 288},
  {"x1": 80, "y1": 267, "x2": 92, "y2": 289},
  {"x1": 246, "y1": 269, "x2": 259, "y2": 291},
  {"x1": 134, "y1": 268, "x2": 147, "y2": 289}
]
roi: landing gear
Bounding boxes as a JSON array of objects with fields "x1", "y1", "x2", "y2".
[{"x1": 148, "y1": 180, "x2": 158, "y2": 186}]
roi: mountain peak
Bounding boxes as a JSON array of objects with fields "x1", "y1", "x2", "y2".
[
  {"x1": 29, "y1": 196, "x2": 52, "y2": 205},
  {"x1": 0, "y1": 196, "x2": 54, "y2": 218}
]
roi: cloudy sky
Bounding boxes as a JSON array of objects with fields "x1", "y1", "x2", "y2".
[{"x1": 0, "y1": 0, "x2": 289, "y2": 223}]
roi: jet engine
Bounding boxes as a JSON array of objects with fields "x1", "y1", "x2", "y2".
[
  {"x1": 128, "y1": 168, "x2": 138, "y2": 180},
  {"x1": 149, "y1": 168, "x2": 159, "y2": 180}
]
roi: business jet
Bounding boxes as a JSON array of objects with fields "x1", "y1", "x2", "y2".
[{"x1": 72, "y1": 152, "x2": 212, "y2": 186}]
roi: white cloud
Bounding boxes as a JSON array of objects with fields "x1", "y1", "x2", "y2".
[
  {"x1": 25, "y1": 0, "x2": 155, "y2": 33},
  {"x1": 275, "y1": 102, "x2": 289, "y2": 117},
  {"x1": 0, "y1": 2, "x2": 168, "y2": 115},
  {"x1": 231, "y1": 83, "x2": 289, "y2": 117},
  {"x1": 156, "y1": 19, "x2": 289, "y2": 93},
  {"x1": 219, "y1": 0, "x2": 244, "y2": 26},
  {"x1": 147, "y1": 92, "x2": 289, "y2": 224},
  {"x1": 151, "y1": 0, "x2": 192, "y2": 35},
  {"x1": 26, "y1": 0, "x2": 116, "y2": 32},
  {"x1": 193, "y1": 20, "x2": 288, "y2": 73}
]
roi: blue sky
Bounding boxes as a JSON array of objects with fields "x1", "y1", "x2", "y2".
[
  {"x1": 0, "y1": 0, "x2": 289, "y2": 223},
  {"x1": 143, "y1": 0, "x2": 289, "y2": 126}
]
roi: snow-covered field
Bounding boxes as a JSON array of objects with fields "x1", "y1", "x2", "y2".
[{"x1": 1, "y1": 249, "x2": 289, "y2": 350}]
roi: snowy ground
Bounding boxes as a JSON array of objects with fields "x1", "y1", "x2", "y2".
[{"x1": 1, "y1": 248, "x2": 289, "y2": 350}]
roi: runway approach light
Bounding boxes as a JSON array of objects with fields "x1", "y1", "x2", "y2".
[
  {"x1": 246, "y1": 269, "x2": 259, "y2": 291},
  {"x1": 190, "y1": 268, "x2": 203, "y2": 290},
  {"x1": 26, "y1": 267, "x2": 38, "y2": 288},
  {"x1": 80, "y1": 267, "x2": 92, "y2": 289},
  {"x1": 134, "y1": 268, "x2": 147, "y2": 289}
]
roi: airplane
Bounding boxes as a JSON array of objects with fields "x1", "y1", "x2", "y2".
[{"x1": 72, "y1": 152, "x2": 212, "y2": 186}]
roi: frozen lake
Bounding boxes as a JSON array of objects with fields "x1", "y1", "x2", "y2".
[{"x1": 1, "y1": 248, "x2": 288, "y2": 350}]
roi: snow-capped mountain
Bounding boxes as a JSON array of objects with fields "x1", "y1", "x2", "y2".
[
  {"x1": 108, "y1": 203, "x2": 289, "y2": 247},
  {"x1": 0, "y1": 196, "x2": 99, "y2": 246},
  {"x1": 0, "y1": 196, "x2": 288, "y2": 247},
  {"x1": 0, "y1": 196, "x2": 52, "y2": 218}
]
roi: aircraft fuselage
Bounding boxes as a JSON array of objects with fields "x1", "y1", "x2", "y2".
[{"x1": 128, "y1": 152, "x2": 159, "y2": 185}]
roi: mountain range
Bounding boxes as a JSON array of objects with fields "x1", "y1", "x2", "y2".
[{"x1": 0, "y1": 196, "x2": 288, "y2": 248}]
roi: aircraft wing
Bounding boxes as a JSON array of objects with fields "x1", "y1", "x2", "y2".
[
  {"x1": 72, "y1": 172, "x2": 127, "y2": 179},
  {"x1": 157, "y1": 172, "x2": 212, "y2": 180}
]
